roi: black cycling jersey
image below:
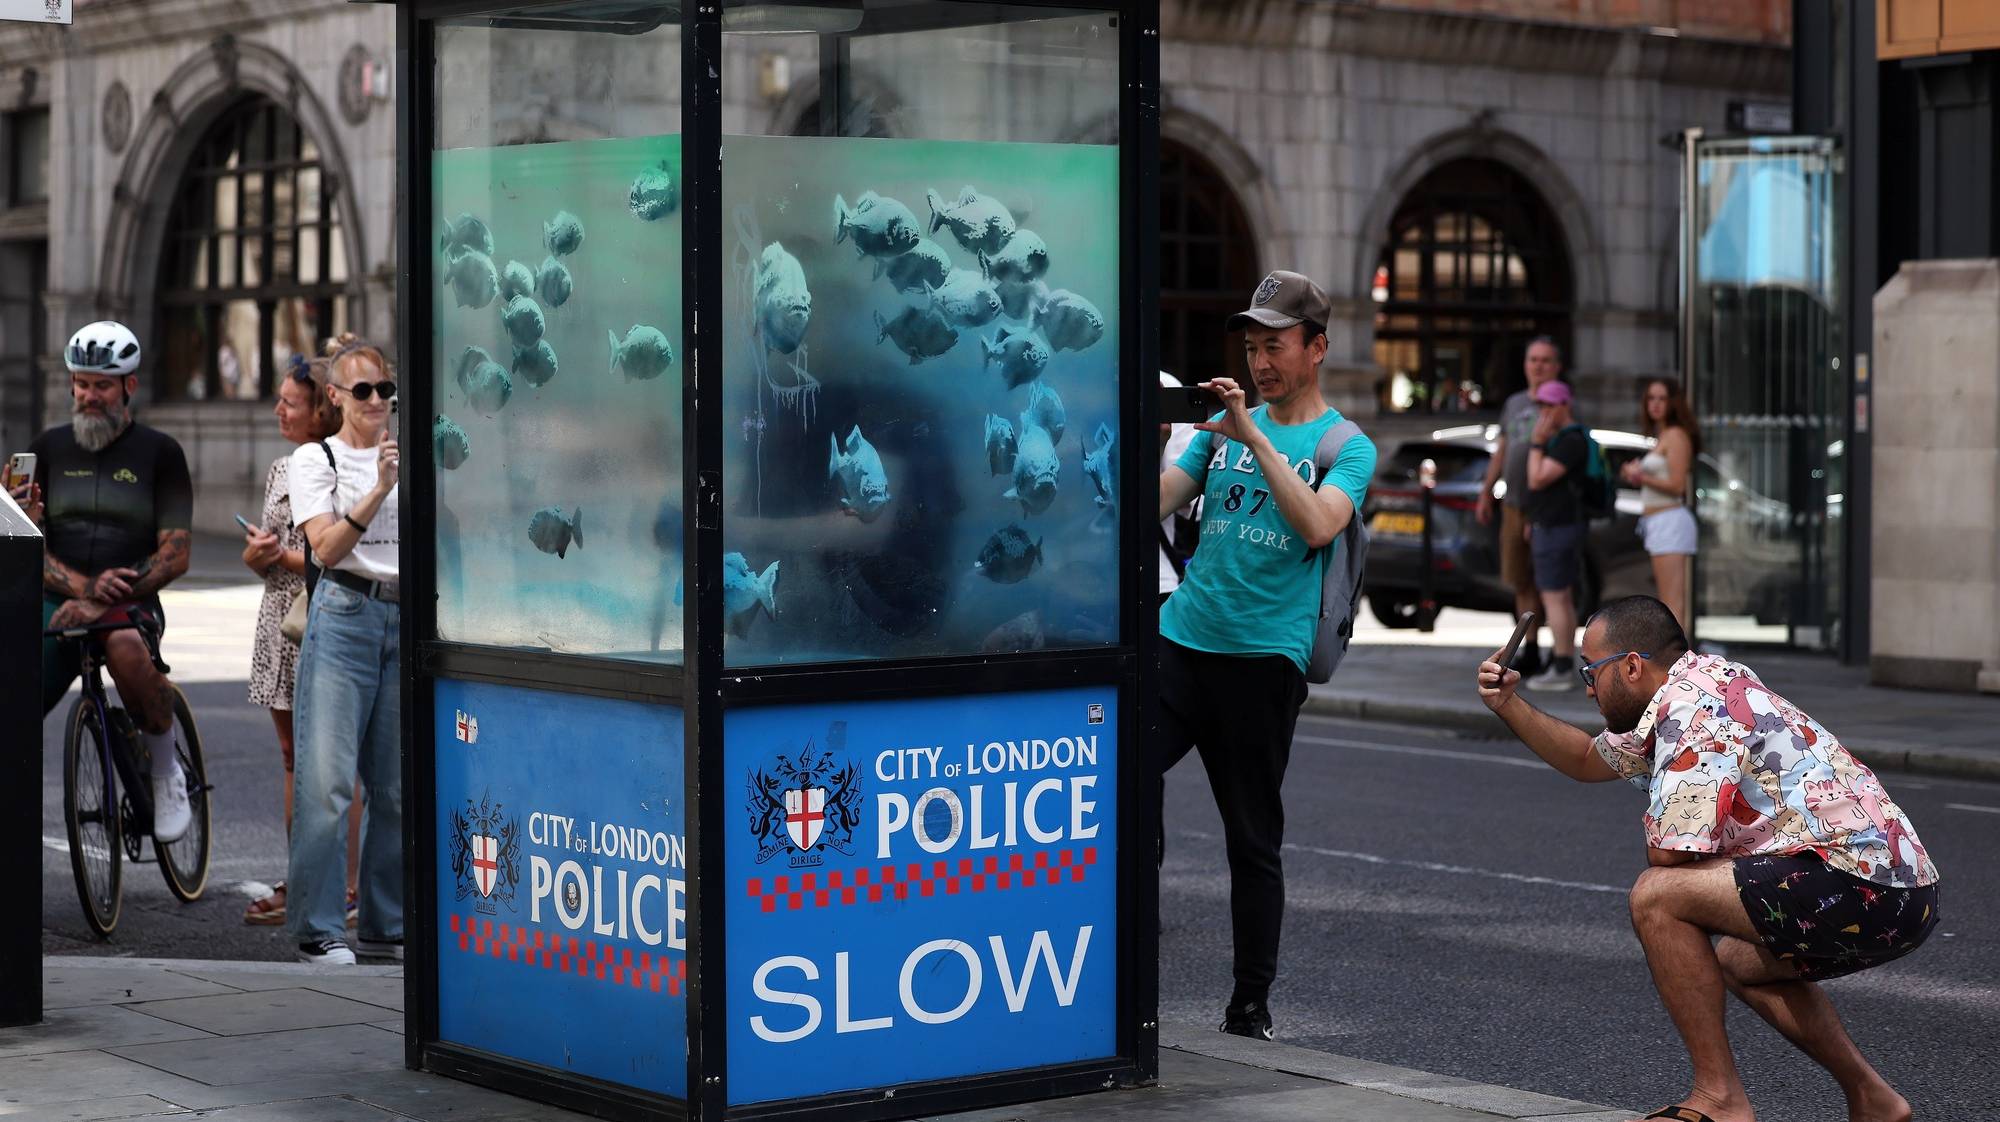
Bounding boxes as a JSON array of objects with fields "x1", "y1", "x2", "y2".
[{"x1": 30, "y1": 421, "x2": 193, "y2": 578}]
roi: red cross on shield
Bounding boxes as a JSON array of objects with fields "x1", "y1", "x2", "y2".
[
  {"x1": 472, "y1": 834, "x2": 498, "y2": 896},
  {"x1": 784, "y1": 787, "x2": 827, "y2": 851}
]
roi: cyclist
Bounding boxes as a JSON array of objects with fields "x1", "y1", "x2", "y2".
[{"x1": 10, "y1": 320, "x2": 195, "y2": 842}]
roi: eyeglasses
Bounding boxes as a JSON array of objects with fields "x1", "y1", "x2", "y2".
[
  {"x1": 332, "y1": 379, "x2": 397, "y2": 402},
  {"x1": 1578, "y1": 650, "x2": 1651, "y2": 689}
]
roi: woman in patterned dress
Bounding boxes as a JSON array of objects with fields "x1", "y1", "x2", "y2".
[{"x1": 241, "y1": 356, "x2": 360, "y2": 925}]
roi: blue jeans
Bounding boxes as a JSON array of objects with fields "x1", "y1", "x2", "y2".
[{"x1": 288, "y1": 579, "x2": 402, "y2": 945}]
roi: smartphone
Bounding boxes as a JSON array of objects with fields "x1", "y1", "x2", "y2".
[
  {"x1": 3, "y1": 451, "x2": 34, "y2": 491},
  {"x1": 234, "y1": 514, "x2": 256, "y2": 533},
  {"x1": 1497, "y1": 611, "x2": 1540, "y2": 669},
  {"x1": 1157, "y1": 384, "x2": 1223, "y2": 425},
  {"x1": 129, "y1": 557, "x2": 154, "y2": 582}
]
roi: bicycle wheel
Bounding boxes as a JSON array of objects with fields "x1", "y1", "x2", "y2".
[
  {"x1": 64, "y1": 698, "x2": 123, "y2": 938},
  {"x1": 156, "y1": 684, "x2": 212, "y2": 902}
]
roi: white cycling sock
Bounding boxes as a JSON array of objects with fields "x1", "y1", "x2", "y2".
[{"x1": 143, "y1": 726, "x2": 180, "y2": 777}]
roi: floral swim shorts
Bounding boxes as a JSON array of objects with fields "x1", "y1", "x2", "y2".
[{"x1": 1733, "y1": 852, "x2": 1939, "y2": 982}]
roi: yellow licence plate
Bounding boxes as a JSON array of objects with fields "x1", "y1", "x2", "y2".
[{"x1": 1370, "y1": 511, "x2": 1425, "y2": 536}]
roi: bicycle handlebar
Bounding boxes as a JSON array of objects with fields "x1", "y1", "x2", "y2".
[{"x1": 43, "y1": 606, "x2": 169, "y2": 672}]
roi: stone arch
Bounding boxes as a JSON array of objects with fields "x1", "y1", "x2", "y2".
[
  {"x1": 767, "y1": 68, "x2": 908, "y2": 138},
  {"x1": 1160, "y1": 107, "x2": 1282, "y2": 267},
  {"x1": 96, "y1": 35, "x2": 369, "y2": 362},
  {"x1": 1353, "y1": 125, "x2": 1606, "y2": 313}
]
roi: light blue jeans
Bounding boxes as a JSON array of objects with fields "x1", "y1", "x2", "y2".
[{"x1": 288, "y1": 579, "x2": 402, "y2": 945}]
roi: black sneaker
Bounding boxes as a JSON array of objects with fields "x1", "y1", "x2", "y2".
[
  {"x1": 297, "y1": 939, "x2": 356, "y2": 966},
  {"x1": 357, "y1": 936, "x2": 404, "y2": 962},
  {"x1": 1219, "y1": 1000, "x2": 1274, "y2": 1041},
  {"x1": 1508, "y1": 644, "x2": 1544, "y2": 678}
]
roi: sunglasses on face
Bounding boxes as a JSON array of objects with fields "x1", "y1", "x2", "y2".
[
  {"x1": 1578, "y1": 650, "x2": 1652, "y2": 689},
  {"x1": 333, "y1": 379, "x2": 397, "y2": 402}
]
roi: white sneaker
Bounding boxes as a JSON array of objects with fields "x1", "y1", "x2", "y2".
[
  {"x1": 298, "y1": 939, "x2": 357, "y2": 966},
  {"x1": 1525, "y1": 663, "x2": 1575, "y2": 692},
  {"x1": 152, "y1": 763, "x2": 192, "y2": 843}
]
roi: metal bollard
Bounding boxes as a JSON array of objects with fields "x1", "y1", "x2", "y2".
[
  {"x1": 0, "y1": 488, "x2": 42, "y2": 1026},
  {"x1": 1418, "y1": 457, "x2": 1437, "y2": 633}
]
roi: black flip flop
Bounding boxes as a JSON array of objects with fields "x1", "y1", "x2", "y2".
[{"x1": 1645, "y1": 1109, "x2": 1717, "y2": 1122}]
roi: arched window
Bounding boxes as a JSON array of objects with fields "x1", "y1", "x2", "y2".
[
  {"x1": 1160, "y1": 139, "x2": 1258, "y2": 385},
  {"x1": 154, "y1": 97, "x2": 351, "y2": 401},
  {"x1": 1372, "y1": 158, "x2": 1571, "y2": 413}
]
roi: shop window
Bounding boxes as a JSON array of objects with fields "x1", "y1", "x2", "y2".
[
  {"x1": 8, "y1": 108, "x2": 48, "y2": 206},
  {"x1": 154, "y1": 97, "x2": 350, "y2": 401},
  {"x1": 1160, "y1": 140, "x2": 1258, "y2": 385},
  {"x1": 1371, "y1": 158, "x2": 1571, "y2": 413}
]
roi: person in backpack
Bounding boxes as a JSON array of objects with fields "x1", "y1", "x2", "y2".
[
  {"x1": 1475, "y1": 337, "x2": 1563, "y2": 677},
  {"x1": 1523, "y1": 379, "x2": 1588, "y2": 690},
  {"x1": 1156, "y1": 270, "x2": 1377, "y2": 1041}
]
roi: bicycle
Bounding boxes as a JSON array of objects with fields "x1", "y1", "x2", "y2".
[{"x1": 45, "y1": 606, "x2": 213, "y2": 938}]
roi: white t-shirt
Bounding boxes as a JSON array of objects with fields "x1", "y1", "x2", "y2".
[
  {"x1": 1159, "y1": 423, "x2": 1197, "y2": 595},
  {"x1": 290, "y1": 436, "x2": 399, "y2": 583}
]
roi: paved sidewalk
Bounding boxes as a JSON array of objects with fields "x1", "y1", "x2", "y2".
[
  {"x1": 1312, "y1": 642, "x2": 2000, "y2": 781},
  {"x1": 1, "y1": 957, "x2": 1630, "y2": 1121}
]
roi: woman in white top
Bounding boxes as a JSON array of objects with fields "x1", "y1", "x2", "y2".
[
  {"x1": 1619, "y1": 377, "x2": 1698, "y2": 633},
  {"x1": 286, "y1": 333, "x2": 402, "y2": 966}
]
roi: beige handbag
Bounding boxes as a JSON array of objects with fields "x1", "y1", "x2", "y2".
[{"x1": 280, "y1": 587, "x2": 309, "y2": 644}]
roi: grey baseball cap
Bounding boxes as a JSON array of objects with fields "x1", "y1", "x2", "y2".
[{"x1": 1227, "y1": 270, "x2": 1332, "y2": 332}]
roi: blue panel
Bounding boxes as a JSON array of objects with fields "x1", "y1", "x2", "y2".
[
  {"x1": 433, "y1": 679, "x2": 687, "y2": 1099},
  {"x1": 724, "y1": 687, "x2": 1118, "y2": 1104}
]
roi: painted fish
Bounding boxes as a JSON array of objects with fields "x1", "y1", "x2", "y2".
[
  {"x1": 433, "y1": 415, "x2": 470, "y2": 470},
  {"x1": 827, "y1": 425, "x2": 892, "y2": 522},
  {"x1": 629, "y1": 161, "x2": 678, "y2": 221},
  {"x1": 926, "y1": 186, "x2": 1017, "y2": 258},
  {"x1": 833, "y1": 191, "x2": 921, "y2": 259},
  {"x1": 996, "y1": 279, "x2": 1048, "y2": 322},
  {"x1": 445, "y1": 249, "x2": 498, "y2": 309},
  {"x1": 980, "y1": 609, "x2": 1046, "y2": 653},
  {"x1": 1006, "y1": 423, "x2": 1060, "y2": 517},
  {"x1": 454, "y1": 345, "x2": 495, "y2": 391},
  {"x1": 974, "y1": 524, "x2": 1043, "y2": 584},
  {"x1": 500, "y1": 294, "x2": 545, "y2": 349},
  {"x1": 608, "y1": 325, "x2": 675, "y2": 382},
  {"x1": 1082, "y1": 423, "x2": 1117, "y2": 514},
  {"x1": 722, "y1": 551, "x2": 780, "y2": 637},
  {"x1": 460, "y1": 359, "x2": 512, "y2": 417},
  {"x1": 753, "y1": 242, "x2": 812, "y2": 355},
  {"x1": 872, "y1": 237, "x2": 951, "y2": 294},
  {"x1": 1035, "y1": 289, "x2": 1105, "y2": 353},
  {"x1": 981, "y1": 327, "x2": 1051, "y2": 389},
  {"x1": 512, "y1": 339, "x2": 559, "y2": 388},
  {"x1": 544, "y1": 211, "x2": 585, "y2": 258},
  {"x1": 528, "y1": 506, "x2": 584, "y2": 559},
  {"x1": 927, "y1": 268, "x2": 1003, "y2": 330},
  {"x1": 536, "y1": 256, "x2": 573, "y2": 308},
  {"x1": 983, "y1": 413, "x2": 1017, "y2": 476},
  {"x1": 1020, "y1": 381, "x2": 1067, "y2": 446},
  {"x1": 438, "y1": 212, "x2": 493, "y2": 258},
  {"x1": 499, "y1": 259, "x2": 535, "y2": 303},
  {"x1": 979, "y1": 229, "x2": 1050, "y2": 286},
  {"x1": 874, "y1": 306, "x2": 958, "y2": 365}
]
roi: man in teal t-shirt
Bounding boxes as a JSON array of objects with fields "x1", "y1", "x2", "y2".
[{"x1": 1157, "y1": 270, "x2": 1376, "y2": 1042}]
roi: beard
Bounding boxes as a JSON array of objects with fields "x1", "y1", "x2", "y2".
[
  {"x1": 73, "y1": 402, "x2": 131, "y2": 452},
  {"x1": 1597, "y1": 675, "x2": 1650, "y2": 734}
]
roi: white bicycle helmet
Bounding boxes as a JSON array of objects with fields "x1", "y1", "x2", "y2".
[{"x1": 65, "y1": 320, "x2": 142, "y2": 377}]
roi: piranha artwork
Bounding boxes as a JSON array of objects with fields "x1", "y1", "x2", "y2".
[
  {"x1": 438, "y1": 212, "x2": 493, "y2": 259},
  {"x1": 875, "y1": 305, "x2": 959, "y2": 365},
  {"x1": 454, "y1": 346, "x2": 513, "y2": 417},
  {"x1": 925, "y1": 186, "x2": 1017, "y2": 259},
  {"x1": 1034, "y1": 289, "x2": 1105, "y2": 353},
  {"x1": 927, "y1": 268, "x2": 1004, "y2": 330},
  {"x1": 828, "y1": 425, "x2": 892, "y2": 522},
  {"x1": 629, "y1": 161, "x2": 678, "y2": 221},
  {"x1": 983, "y1": 413, "x2": 1018, "y2": 476},
  {"x1": 980, "y1": 609, "x2": 1046, "y2": 653},
  {"x1": 974, "y1": 524, "x2": 1043, "y2": 584},
  {"x1": 512, "y1": 339, "x2": 559, "y2": 388},
  {"x1": 544, "y1": 210, "x2": 586, "y2": 258},
  {"x1": 833, "y1": 191, "x2": 921, "y2": 259},
  {"x1": 433, "y1": 415, "x2": 470, "y2": 470},
  {"x1": 753, "y1": 242, "x2": 812, "y2": 355},
  {"x1": 608, "y1": 325, "x2": 675, "y2": 382},
  {"x1": 1020, "y1": 381, "x2": 1067, "y2": 447},
  {"x1": 996, "y1": 278, "x2": 1048, "y2": 322},
  {"x1": 499, "y1": 259, "x2": 535, "y2": 303},
  {"x1": 982, "y1": 326, "x2": 1051, "y2": 389},
  {"x1": 500, "y1": 294, "x2": 546, "y2": 349},
  {"x1": 444, "y1": 249, "x2": 498, "y2": 310},
  {"x1": 527, "y1": 506, "x2": 584, "y2": 559},
  {"x1": 979, "y1": 229, "x2": 1050, "y2": 286},
  {"x1": 1006, "y1": 423, "x2": 1060, "y2": 517},
  {"x1": 722, "y1": 551, "x2": 780, "y2": 637},
  {"x1": 535, "y1": 256, "x2": 573, "y2": 308},
  {"x1": 872, "y1": 237, "x2": 951, "y2": 295},
  {"x1": 1082, "y1": 423, "x2": 1117, "y2": 518}
]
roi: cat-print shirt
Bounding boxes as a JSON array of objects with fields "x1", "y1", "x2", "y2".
[{"x1": 1593, "y1": 651, "x2": 1939, "y2": 889}]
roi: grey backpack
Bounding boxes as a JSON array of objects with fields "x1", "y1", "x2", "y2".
[{"x1": 1304, "y1": 419, "x2": 1369, "y2": 684}]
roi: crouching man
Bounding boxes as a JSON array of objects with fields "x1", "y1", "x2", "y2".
[{"x1": 1476, "y1": 595, "x2": 1938, "y2": 1122}]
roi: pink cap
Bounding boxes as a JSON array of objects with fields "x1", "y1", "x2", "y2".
[{"x1": 1531, "y1": 380, "x2": 1573, "y2": 406}]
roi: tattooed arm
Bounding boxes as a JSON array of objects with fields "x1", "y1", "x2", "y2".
[
  {"x1": 45, "y1": 550, "x2": 90, "y2": 599},
  {"x1": 129, "y1": 529, "x2": 191, "y2": 599}
]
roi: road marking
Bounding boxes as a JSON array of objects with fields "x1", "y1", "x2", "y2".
[
  {"x1": 43, "y1": 834, "x2": 112, "y2": 862},
  {"x1": 1293, "y1": 733, "x2": 1545, "y2": 770},
  {"x1": 1947, "y1": 803, "x2": 2000, "y2": 815},
  {"x1": 1179, "y1": 829, "x2": 1626, "y2": 895}
]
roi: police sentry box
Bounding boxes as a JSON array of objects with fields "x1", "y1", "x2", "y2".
[{"x1": 398, "y1": 2, "x2": 1162, "y2": 1117}]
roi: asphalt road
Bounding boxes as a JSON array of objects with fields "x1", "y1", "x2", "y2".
[{"x1": 1161, "y1": 712, "x2": 2000, "y2": 1122}]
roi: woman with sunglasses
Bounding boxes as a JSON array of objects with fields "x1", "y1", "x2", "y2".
[
  {"x1": 286, "y1": 332, "x2": 402, "y2": 966},
  {"x1": 240, "y1": 356, "x2": 363, "y2": 928}
]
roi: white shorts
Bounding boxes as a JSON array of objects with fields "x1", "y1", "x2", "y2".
[{"x1": 1638, "y1": 506, "x2": 1697, "y2": 556}]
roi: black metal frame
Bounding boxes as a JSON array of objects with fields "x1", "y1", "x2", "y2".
[{"x1": 397, "y1": 1, "x2": 1161, "y2": 1118}]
